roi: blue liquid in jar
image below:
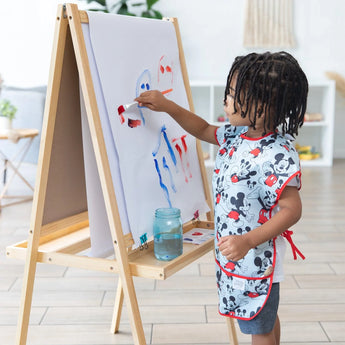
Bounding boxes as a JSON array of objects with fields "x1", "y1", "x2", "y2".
[{"x1": 153, "y1": 208, "x2": 183, "y2": 261}]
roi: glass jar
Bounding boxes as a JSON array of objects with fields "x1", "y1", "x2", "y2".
[{"x1": 153, "y1": 208, "x2": 183, "y2": 261}]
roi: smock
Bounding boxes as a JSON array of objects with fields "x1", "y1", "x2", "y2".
[{"x1": 213, "y1": 125, "x2": 301, "y2": 320}]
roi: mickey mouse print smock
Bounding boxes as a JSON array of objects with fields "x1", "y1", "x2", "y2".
[{"x1": 213, "y1": 124, "x2": 301, "y2": 320}]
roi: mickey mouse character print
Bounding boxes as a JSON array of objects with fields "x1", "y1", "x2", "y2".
[{"x1": 213, "y1": 124, "x2": 301, "y2": 320}]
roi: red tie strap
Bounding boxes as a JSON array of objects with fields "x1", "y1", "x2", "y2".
[{"x1": 281, "y1": 230, "x2": 305, "y2": 260}]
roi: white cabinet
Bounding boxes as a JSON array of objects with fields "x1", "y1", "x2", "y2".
[
  {"x1": 296, "y1": 80, "x2": 335, "y2": 166},
  {"x1": 190, "y1": 80, "x2": 335, "y2": 167}
]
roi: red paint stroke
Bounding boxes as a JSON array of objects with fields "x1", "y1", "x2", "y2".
[
  {"x1": 192, "y1": 232, "x2": 203, "y2": 236},
  {"x1": 117, "y1": 105, "x2": 125, "y2": 115},
  {"x1": 180, "y1": 135, "x2": 192, "y2": 178},
  {"x1": 180, "y1": 135, "x2": 187, "y2": 151},
  {"x1": 172, "y1": 135, "x2": 192, "y2": 180},
  {"x1": 158, "y1": 55, "x2": 174, "y2": 84},
  {"x1": 175, "y1": 143, "x2": 188, "y2": 183},
  {"x1": 161, "y1": 88, "x2": 173, "y2": 95},
  {"x1": 117, "y1": 105, "x2": 126, "y2": 124},
  {"x1": 128, "y1": 119, "x2": 141, "y2": 128},
  {"x1": 119, "y1": 113, "x2": 125, "y2": 124}
]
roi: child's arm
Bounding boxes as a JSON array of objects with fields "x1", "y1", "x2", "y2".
[
  {"x1": 135, "y1": 90, "x2": 219, "y2": 144},
  {"x1": 217, "y1": 186, "x2": 302, "y2": 262}
]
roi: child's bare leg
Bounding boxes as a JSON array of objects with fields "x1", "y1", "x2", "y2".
[
  {"x1": 251, "y1": 315, "x2": 280, "y2": 345},
  {"x1": 252, "y1": 331, "x2": 276, "y2": 345},
  {"x1": 273, "y1": 315, "x2": 280, "y2": 344}
]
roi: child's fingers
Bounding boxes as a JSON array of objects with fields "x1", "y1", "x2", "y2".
[
  {"x1": 134, "y1": 91, "x2": 150, "y2": 102},
  {"x1": 216, "y1": 236, "x2": 227, "y2": 246},
  {"x1": 134, "y1": 90, "x2": 167, "y2": 112}
]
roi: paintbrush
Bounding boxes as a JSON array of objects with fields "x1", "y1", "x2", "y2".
[
  {"x1": 117, "y1": 102, "x2": 138, "y2": 116},
  {"x1": 117, "y1": 88, "x2": 173, "y2": 116}
]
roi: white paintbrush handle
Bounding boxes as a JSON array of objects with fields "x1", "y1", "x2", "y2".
[{"x1": 125, "y1": 101, "x2": 138, "y2": 110}]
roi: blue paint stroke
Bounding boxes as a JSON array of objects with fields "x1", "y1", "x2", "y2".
[
  {"x1": 136, "y1": 70, "x2": 152, "y2": 126},
  {"x1": 153, "y1": 158, "x2": 172, "y2": 208},
  {"x1": 152, "y1": 125, "x2": 177, "y2": 167},
  {"x1": 162, "y1": 156, "x2": 177, "y2": 193}
]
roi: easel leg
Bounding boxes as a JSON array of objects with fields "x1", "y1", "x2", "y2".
[
  {"x1": 15, "y1": 238, "x2": 39, "y2": 345},
  {"x1": 226, "y1": 317, "x2": 239, "y2": 345},
  {"x1": 14, "y1": 5, "x2": 68, "y2": 344},
  {"x1": 111, "y1": 278, "x2": 124, "y2": 333}
]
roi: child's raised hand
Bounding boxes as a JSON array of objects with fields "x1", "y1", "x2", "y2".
[
  {"x1": 135, "y1": 90, "x2": 170, "y2": 112},
  {"x1": 217, "y1": 235, "x2": 251, "y2": 262}
]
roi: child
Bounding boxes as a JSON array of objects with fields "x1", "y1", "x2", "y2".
[{"x1": 135, "y1": 51, "x2": 308, "y2": 345}]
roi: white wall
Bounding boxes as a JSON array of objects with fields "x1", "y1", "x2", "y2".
[
  {"x1": 0, "y1": 0, "x2": 62, "y2": 87},
  {"x1": 1, "y1": 0, "x2": 344, "y2": 157}
]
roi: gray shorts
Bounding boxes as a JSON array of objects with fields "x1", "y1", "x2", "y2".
[{"x1": 237, "y1": 283, "x2": 280, "y2": 335}]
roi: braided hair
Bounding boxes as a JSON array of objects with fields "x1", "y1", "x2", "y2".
[{"x1": 224, "y1": 51, "x2": 308, "y2": 136}]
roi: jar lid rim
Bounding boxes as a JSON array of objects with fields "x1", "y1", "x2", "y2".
[{"x1": 155, "y1": 207, "x2": 181, "y2": 216}]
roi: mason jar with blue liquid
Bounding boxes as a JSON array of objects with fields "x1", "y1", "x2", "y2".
[{"x1": 153, "y1": 208, "x2": 183, "y2": 261}]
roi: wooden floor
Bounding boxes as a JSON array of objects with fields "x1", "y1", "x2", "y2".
[{"x1": 1, "y1": 160, "x2": 345, "y2": 345}]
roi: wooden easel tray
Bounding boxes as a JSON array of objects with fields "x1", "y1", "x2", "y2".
[{"x1": 7, "y1": 215, "x2": 214, "y2": 280}]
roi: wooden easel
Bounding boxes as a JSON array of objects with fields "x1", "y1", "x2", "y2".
[{"x1": 6, "y1": 4, "x2": 238, "y2": 345}]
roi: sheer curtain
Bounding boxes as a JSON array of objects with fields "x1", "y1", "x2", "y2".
[{"x1": 243, "y1": 0, "x2": 295, "y2": 48}]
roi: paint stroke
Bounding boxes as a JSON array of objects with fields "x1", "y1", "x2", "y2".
[
  {"x1": 136, "y1": 69, "x2": 152, "y2": 126},
  {"x1": 162, "y1": 156, "x2": 177, "y2": 193},
  {"x1": 153, "y1": 158, "x2": 172, "y2": 208},
  {"x1": 128, "y1": 119, "x2": 141, "y2": 128},
  {"x1": 175, "y1": 143, "x2": 188, "y2": 183},
  {"x1": 152, "y1": 125, "x2": 177, "y2": 167},
  {"x1": 119, "y1": 113, "x2": 125, "y2": 124},
  {"x1": 180, "y1": 135, "x2": 192, "y2": 178}
]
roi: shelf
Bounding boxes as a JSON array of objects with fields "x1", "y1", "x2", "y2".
[{"x1": 303, "y1": 121, "x2": 328, "y2": 127}]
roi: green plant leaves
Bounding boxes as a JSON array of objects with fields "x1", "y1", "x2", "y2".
[
  {"x1": 147, "y1": 0, "x2": 160, "y2": 10},
  {"x1": 79, "y1": 0, "x2": 163, "y2": 19},
  {"x1": 0, "y1": 99, "x2": 17, "y2": 120},
  {"x1": 152, "y1": 9, "x2": 163, "y2": 19}
]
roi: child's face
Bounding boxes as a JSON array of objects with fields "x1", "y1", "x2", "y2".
[
  {"x1": 224, "y1": 83, "x2": 252, "y2": 127},
  {"x1": 224, "y1": 79, "x2": 270, "y2": 135}
]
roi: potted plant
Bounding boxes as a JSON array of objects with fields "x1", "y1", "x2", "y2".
[
  {"x1": 79, "y1": 0, "x2": 163, "y2": 19},
  {"x1": 0, "y1": 99, "x2": 17, "y2": 131}
]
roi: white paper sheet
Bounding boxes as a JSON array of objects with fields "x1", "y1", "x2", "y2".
[
  {"x1": 84, "y1": 12, "x2": 210, "y2": 247},
  {"x1": 81, "y1": 23, "x2": 131, "y2": 257}
]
